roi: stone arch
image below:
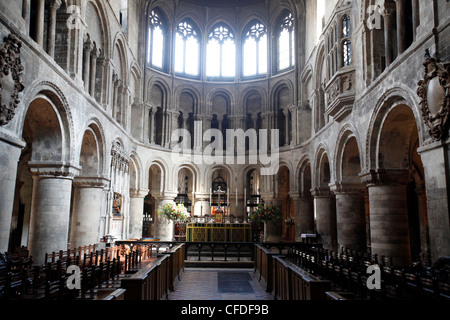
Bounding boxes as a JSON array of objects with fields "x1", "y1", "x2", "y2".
[
  {"x1": 366, "y1": 86, "x2": 424, "y2": 170},
  {"x1": 19, "y1": 81, "x2": 74, "y2": 165},
  {"x1": 365, "y1": 92, "x2": 429, "y2": 266}
]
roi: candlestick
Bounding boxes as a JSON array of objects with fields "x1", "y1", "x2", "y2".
[{"x1": 236, "y1": 188, "x2": 238, "y2": 208}]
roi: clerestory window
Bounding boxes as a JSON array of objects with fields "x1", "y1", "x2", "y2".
[{"x1": 206, "y1": 23, "x2": 236, "y2": 78}]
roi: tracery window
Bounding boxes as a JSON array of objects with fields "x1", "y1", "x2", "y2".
[
  {"x1": 342, "y1": 15, "x2": 352, "y2": 66},
  {"x1": 175, "y1": 20, "x2": 200, "y2": 76},
  {"x1": 243, "y1": 21, "x2": 267, "y2": 77},
  {"x1": 147, "y1": 9, "x2": 165, "y2": 69},
  {"x1": 278, "y1": 12, "x2": 295, "y2": 71},
  {"x1": 206, "y1": 23, "x2": 236, "y2": 78}
]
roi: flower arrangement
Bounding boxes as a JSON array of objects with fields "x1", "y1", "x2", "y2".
[
  {"x1": 157, "y1": 202, "x2": 190, "y2": 223},
  {"x1": 249, "y1": 204, "x2": 281, "y2": 223}
]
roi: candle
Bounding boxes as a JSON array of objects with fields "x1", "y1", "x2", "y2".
[{"x1": 236, "y1": 188, "x2": 238, "y2": 208}]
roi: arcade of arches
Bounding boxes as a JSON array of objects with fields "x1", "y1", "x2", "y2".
[{"x1": 0, "y1": 0, "x2": 449, "y2": 273}]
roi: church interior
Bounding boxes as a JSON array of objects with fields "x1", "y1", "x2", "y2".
[{"x1": 0, "y1": 0, "x2": 449, "y2": 304}]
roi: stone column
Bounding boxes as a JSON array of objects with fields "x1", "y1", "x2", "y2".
[
  {"x1": 149, "y1": 107, "x2": 155, "y2": 144},
  {"x1": 381, "y1": 1, "x2": 396, "y2": 66},
  {"x1": 35, "y1": 0, "x2": 45, "y2": 47},
  {"x1": 0, "y1": 137, "x2": 26, "y2": 253},
  {"x1": 70, "y1": 177, "x2": 108, "y2": 248},
  {"x1": 330, "y1": 183, "x2": 366, "y2": 252},
  {"x1": 417, "y1": 141, "x2": 450, "y2": 264},
  {"x1": 311, "y1": 188, "x2": 337, "y2": 251},
  {"x1": 129, "y1": 189, "x2": 149, "y2": 239},
  {"x1": 83, "y1": 40, "x2": 93, "y2": 92},
  {"x1": 283, "y1": 110, "x2": 289, "y2": 146},
  {"x1": 395, "y1": 0, "x2": 407, "y2": 55},
  {"x1": 47, "y1": 0, "x2": 62, "y2": 58},
  {"x1": 193, "y1": 116, "x2": 203, "y2": 152},
  {"x1": 295, "y1": 193, "x2": 315, "y2": 241},
  {"x1": 411, "y1": 0, "x2": 419, "y2": 41},
  {"x1": 89, "y1": 48, "x2": 99, "y2": 97},
  {"x1": 153, "y1": 195, "x2": 176, "y2": 241},
  {"x1": 361, "y1": 169, "x2": 411, "y2": 267},
  {"x1": 28, "y1": 164, "x2": 79, "y2": 265}
]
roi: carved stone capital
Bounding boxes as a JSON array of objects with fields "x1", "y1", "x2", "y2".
[
  {"x1": 329, "y1": 182, "x2": 365, "y2": 195},
  {"x1": 73, "y1": 176, "x2": 109, "y2": 188},
  {"x1": 130, "y1": 188, "x2": 150, "y2": 198},
  {"x1": 310, "y1": 187, "x2": 332, "y2": 198},
  {"x1": 28, "y1": 161, "x2": 81, "y2": 179},
  {"x1": 359, "y1": 169, "x2": 410, "y2": 186}
]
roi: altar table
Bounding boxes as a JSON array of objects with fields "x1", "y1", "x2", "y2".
[{"x1": 186, "y1": 223, "x2": 252, "y2": 242}]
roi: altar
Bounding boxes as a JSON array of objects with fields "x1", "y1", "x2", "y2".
[{"x1": 186, "y1": 223, "x2": 252, "y2": 242}]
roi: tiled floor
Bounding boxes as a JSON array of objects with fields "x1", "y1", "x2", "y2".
[{"x1": 168, "y1": 268, "x2": 274, "y2": 300}]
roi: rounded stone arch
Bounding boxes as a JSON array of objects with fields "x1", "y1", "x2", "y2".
[
  {"x1": 112, "y1": 33, "x2": 129, "y2": 85},
  {"x1": 209, "y1": 164, "x2": 234, "y2": 191},
  {"x1": 145, "y1": 159, "x2": 168, "y2": 194},
  {"x1": 174, "y1": 85, "x2": 201, "y2": 114},
  {"x1": 313, "y1": 144, "x2": 332, "y2": 190},
  {"x1": 85, "y1": 0, "x2": 110, "y2": 56},
  {"x1": 333, "y1": 124, "x2": 364, "y2": 183},
  {"x1": 147, "y1": 77, "x2": 171, "y2": 110},
  {"x1": 18, "y1": 80, "x2": 75, "y2": 164},
  {"x1": 295, "y1": 154, "x2": 313, "y2": 195},
  {"x1": 314, "y1": 41, "x2": 327, "y2": 87},
  {"x1": 207, "y1": 88, "x2": 234, "y2": 116},
  {"x1": 129, "y1": 61, "x2": 142, "y2": 104},
  {"x1": 129, "y1": 151, "x2": 144, "y2": 191},
  {"x1": 77, "y1": 118, "x2": 106, "y2": 178},
  {"x1": 241, "y1": 87, "x2": 267, "y2": 116},
  {"x1": 174, "y1": 163, "x2": 198, "y2": 195},
  {"x1": 366, "y1": 86, "x2": 425, "y2": 170},
  {"x1": 270, "y1": 80, "x2": 295, "y2": 112}
]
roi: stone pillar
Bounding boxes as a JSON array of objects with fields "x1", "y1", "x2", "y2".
[
  {"x1": 47, "y1": 0, "x2": 62, "y2": 58},
  {"x1": 83, "y1": 40, "x2": 93, "y2": 92},
  {"x1": 28, "y1": 164, "x2": 79, "y2": 265},
  {"x1": 361, "y1": 170, "x2": 411, "y2": 267},
  {"x1": 129, "y1": 189, "x2": 149, "y2": 239},
  {"x1": 395, "y1": 0, "x2": 407, "y2": 55},
  {"x1": 70, "y1": 178, "x2": 108, "y2": 249},
  {"x1": 311, "y1": 188, "x2": 337, "y2": 251},
  {"x1": 0, "y1": 137, "x2": 26, "y2": 253},
  {"x1": 330, "y1": 183, "x2": 366, "y2": 252},
  {"x1": 89, "y1": 48, "x2": 99, "y2": 97},
  {"x1": 295, "y1": 193, "x2": 315, "y2": 241},
  {"x1": 381, "y1": 1, "x2": 396, "y2": 66},
  {"x1": 418, "y1": 141, "x2": 450, "y2": 264},
  {"x1": 35, "y1": 0, "x2": 45, "y2": 47},
  {"x1": 153, "y1": 195, "x2": 176, "y2": 241},
  {"x1": 411, "y1": 0, "x2": 419, "y2": 41},
  {"x1": 149, "y1": 107, "x2": 155, "y2": 144}
]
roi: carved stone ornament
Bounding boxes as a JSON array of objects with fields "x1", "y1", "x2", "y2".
[
  {"x1": 0, "y1": 34, "x2": 24, "y2": 126},
  {"x1": 417, "y1": 50, "x2": 450, "y2": 141}
]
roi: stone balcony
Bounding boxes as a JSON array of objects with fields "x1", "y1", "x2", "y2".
[{"x1": 324, "y1": 68, "x2": 356, "y2": 122}]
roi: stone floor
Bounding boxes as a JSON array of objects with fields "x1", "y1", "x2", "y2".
[{"x1": 168, "y1": 268, "x2": 274, "y2": 300}]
